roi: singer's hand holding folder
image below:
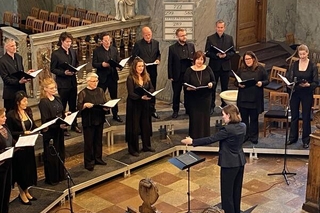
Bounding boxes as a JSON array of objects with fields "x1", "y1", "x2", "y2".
[
  {"x1": 31, "y1": 118, "x2": 59, "y2": 133},
  {"x1": 60, "y1": 62, "x2": 88, "y2": 73},
  {"x1": 184, "y1": 83, "x2": 209, "y2": 89},
  {"x1": 0, "y1": 147, "x2": 14, "y2": 162},
  {"x1": 135, "y1": 87, "x2": 164, "y2": 97},
  {"x1": 15, "y1": 134, "x2": 39, "y2": 147},
  {"x1": 232, "y1": 71, "x2": 257, "y2": 87},
  {"x1": 12, "y1": 69, "x2": 43, "y2": 79}
]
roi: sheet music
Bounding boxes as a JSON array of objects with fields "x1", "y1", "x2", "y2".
[
  {"x1": 29, "y1": 69, "x2": 43, "y2": 78},
  {"x1": 212, "y1": 45, "x2": 233, "y2": 54},
  {"x1": 119, "y1": 57, "x2": 131, "y2": 67},
  {"x1": 76, "y1": 63, "x2": 88, "y2": 71},
  {"x1": 184, "y1": 83, "x2": 208, "y2": 89},
  {"x1": 145, "y1": 62, "x2": 158, "y2": 66},
  {"x1": 101, "y1": 99, "x2": 121, "y2": 108},
  {"x1": 0, "y1": 147, "x2": 14, "y2": 161},
  {"x1": 150, "y1": 88, "x2": 164, "y2": 96},
  {"x1": 278, "y1": 74, "x2": 294, "y2": 85},
  {"x1": 15, "y1": 134, "x2": 39, "y2": 147},
  {"x1": 232, "y1": 70, "x2": 243, "y2": 82},
  {"x1": 31, "y1": 118, "x2": 59, "y2": 133},
  {"x1": 61, "y1": 111, "x2": 79, "y2": 126}
]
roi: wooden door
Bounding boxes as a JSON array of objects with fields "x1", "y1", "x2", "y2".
[{"x1": 236, "y1": 0, "x2": 267, "y2": 48}]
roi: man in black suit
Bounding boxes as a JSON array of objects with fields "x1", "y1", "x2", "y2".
[
  {"x1": 0, "y1": 38, "x2": 33, "y2": 111},
  {"x1": 205, "y1": 20, "x2": 235, "y2": 114},
  {"x1": 132, "y1": 26, "x2": 161, "y2": 119},
  {"x1": 92, "y1": 32, "x2": 122, "y2": 122},
  {"x1": 168, "y1": 28, "x2": 195, "y2": 118},
  {"x1": 50, "y1": 32, "x2": 82, "y2": 135}
]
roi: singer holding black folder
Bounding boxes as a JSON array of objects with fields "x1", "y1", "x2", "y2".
[
  {"x1": 50, "y1": 32, "x2": 82, "y2": 135},
  {"x1": 92, "y1": 32, "x2": 122, "y2": 122},
  {"x1": 0, "y1": 38, "x2": 34, "y2": 111},
  {"x1": 6, "y1": 91, "x2": 37, "y2": 205},
  {"x1": 0, "y1": 108, "x2": 13, "y2": 213},
  {"x1": 77, "y1": 73, "x2": 109, "y2": 171},
  {"x1": 181, "y1": 104, "x2": 246, "y2": 213},
  {"x1": 38, "y1": 78, "x2": 68, "y2": 185},
  {"x1": 125, "y1": 57, "x2": 155, "y2": 156},
  {"x1": 285, "y1": 44, "x2": 318, "y2": 149},
  {"x1": 235, "y1": 51, "x2": 268, "y2": 144}
]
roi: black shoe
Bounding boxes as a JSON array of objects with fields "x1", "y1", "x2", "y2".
[
  {"x1": 172, "y1": 112, "x2": 178, "y2": 118},
  {"x1": 113, "y1": 115, "x2": 123, "y2": 122},
  {"x1": 64, "y1": 130, "x2": 70, "y2": 136},
  {"x1": 71, "y1": 126, "x2": 82, "y2": 133},
  {"x1": 130, "y1": 152, "x2": 139, "y2": 157},
  {"x1": 251, "y1": 141, "x2": 258, "y2": 144},
  {"x1": 28, "y1": 196, "x2": 37, "y2": 201},
  {"x1": 18, "y1": 195, "x2": 32, "y2": 205},
  {"x1": 303, "y1": 143, "x2": 309, "y2": 149},
  {"x1": 152, "y1": 112, "x2": 160, "y2": 119},
  {"x1": 85, "y1": 166, "x2": 94, "y2": 171},
  {"x1": 286, "y1": 140, "x2": 297, "y2": 145},
  {"x1": 142, "y1": 147, "x2": 156, "y2": 152},
  {"x1": 95, "y1": 159, "x2": 107, "y2": 165}
]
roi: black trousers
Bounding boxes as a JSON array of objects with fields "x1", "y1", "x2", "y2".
[
  {"x1": 83, "y1": 123, "x2": 104, "y2": 169},
  {"x1": 58, "y1": 87, "x2": 78, "y2": 126},
  {"x1": 289, "y1": 90, "x2": 313, "y2": 144},
  {"x1": 148, "y1": 69, "x2": 157, "y2": 112},
  {"x1": 3, "y1": 99, "x2": 14, "y2": 112},
  {"x1": 98, "y1": 77, "x2": 119, "y2": 117},
  {"x1": 220, "y1": 166, "x2": 244, "y2": 213},
  {"x1": 239, "y1": 107, "x2": 259, "y2": 142},
  {"x1": 212, "y1": 69, "x2": 230, "y2": 108},
  {"x1": 0, "y1": 160, "x2": 11, "y2": 213},
  {"x1": 171, "y1": 73, "x2": 187, "y2": 113}
]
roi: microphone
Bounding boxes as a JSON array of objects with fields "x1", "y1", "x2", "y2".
[{"x1": 49, "y1": 139, "x2": 54, "y2": 147}]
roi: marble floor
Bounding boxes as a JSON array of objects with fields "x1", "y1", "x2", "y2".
[{"x1": 13, "y1": 100, "x2": 307, "y2": 213}]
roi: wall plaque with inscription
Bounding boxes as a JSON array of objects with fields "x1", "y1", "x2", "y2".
[{"x1": 163, "y1": 2, "x2": 194, "y2": 41}]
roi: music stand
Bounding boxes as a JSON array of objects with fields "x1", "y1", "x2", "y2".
[
  {"x1": 268, "y1": 81, "x2": 296, "y2": 185},
  {"x1": 169, "y1": 152, "x2": 205, "y2": 213}
]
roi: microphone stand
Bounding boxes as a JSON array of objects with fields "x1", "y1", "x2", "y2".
[
  {"x1": 50, "y1": 142, "x2": 75, "y2": 213},
  {"x1": 268, "y1": 82, "x2": 297, "y2": 185}
]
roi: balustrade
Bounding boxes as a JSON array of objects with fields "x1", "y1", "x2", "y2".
[{"x1": 1, "y1": 15, "x2": 150, "y2": 99}]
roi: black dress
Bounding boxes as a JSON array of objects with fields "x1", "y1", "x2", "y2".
[
  {"x1": 6, "y1": 108, "x2": 37, "y2": 190},
  {"x1": 38, "y1": 96, "x2": 65, "y2": 185},
  {"x1": 125, "y1": 75, "x2": 154, "y2": 154},
  {"x1": 0, "y1": 125, "x2": 13, "y2": 213},
  {"x1": 77, "y1": 87, "x2": 107, "y2": 169},
  {"x1": 184, "y1": 66, "x2": 215, "y2": 139}
]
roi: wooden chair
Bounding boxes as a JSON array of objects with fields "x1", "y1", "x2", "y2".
[
  {"x1": 11, "y1": 13, "x2": 21, "y2": 28},
  {"x1": 25, "y1": 16, "x2": 36, "y2": 30},
  {"x1": 66, "y1": 6, "x2": 76, "y2": 17},
  {"x1": 3, "y1": 11, "x2": 13, "y2": 25},
  {"x1": 86, "y1": 11, "x2": 97, "y2": 23},
  {"x1": 32, "y1": 19, "x2": 44, "y2": 33},
  {"x1": 286, "y1": 33, "x2": 295, "y2": 46},
  {"x1": 38, "y1": 10, "x2": 49, "y2": 21},
  {"x1": 30, "y1": 7, "x2": 40, "y2": 18},
  {"x1": 263, "y1": 91, "x2": 289, "y2": 137},
  {"x1": 264, "y1": 66, "x2": 287, "y2": 95},
  {"x1": 49, "y1": 12, "x2": 59, "y2": 23},
  {"x1": 60, "y1": 14, "x2": 71, "y2": 26},
  {"x1": 81, "y1": 19, "x2": 92, "y2": 26},
  {"x1": 288, "y1": 56, "x2": 299, "y2": 70},
  {"x1": 76, "y1": 8, "x2": 87, "y2": 20},
  {"x1": 55, "y1": 23, "x2": 67, "y2": 30},
  {"x1": 55, "y1": 4, "x2": 64, "y2": 15},
  {"x1": 43, "y1": 21, "x2": 55, "y2": 32},
  {"x1": 96, "y1": 13, "x2": 108, "y2": 22},
  {"x1": 69, "y1": 17, "x2": 80, "y2": 27}
]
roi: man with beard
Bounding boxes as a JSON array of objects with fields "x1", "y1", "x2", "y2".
[{"x1": 168, "y1": 28, "x2": 195, "y2": 118}]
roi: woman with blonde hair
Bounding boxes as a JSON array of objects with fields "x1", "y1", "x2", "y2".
[{"x1": 38, "y1": 78, "x2": 67, "y2": 185}]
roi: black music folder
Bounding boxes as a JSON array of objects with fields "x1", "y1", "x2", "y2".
[
  {"x1": 134, "y1": 87, "x2": 164, "y2": 97},
  {"x1": 169, "y1": 151, "x2": 205, "y2": 170},
  {"x1": 232, "y1": 71, "x2": 257, "y2": 87},
  {"x1": 211, "y1": 45, "x2": 234, "y2": 54},
  {"x1": 12, "y1": 69, "x2": 43, "y2": 79},
  {"x1": 60, "y1": 62, "x2": 87, "y2": 73},
  {"x1": 107, "y1": 59, "x2": 123, "y2": 69}
]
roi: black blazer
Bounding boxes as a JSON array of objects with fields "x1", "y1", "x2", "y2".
[
  {"x1": 50, "y1": 47, "x2": 78, "y2": 89},
  {"x1": 0, "y1": 53, "x2": 26, "y2": 99},
  {"x1": 168, "y1": 42, "x2": 195, "y2": 81},
  {"x1": 205, "y1": 33, "x2": 235, "y2": 71},
  {"x1": 92, "y1": 45, "x2": 120, "y2": 84},
  {"x1": 192, "y1": 122, "x2": 246, "y2": 168}
]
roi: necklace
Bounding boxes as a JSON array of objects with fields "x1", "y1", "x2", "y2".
[{"x1": 195, "y1": 70, "x2": 202, "y2": 85}]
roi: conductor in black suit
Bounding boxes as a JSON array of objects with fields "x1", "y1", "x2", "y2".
[
  {"x1": 0, "y1": 38, "x2": 33, "y2": 111},
  {"x1": 50, "y1": 32, "x2": 82, "y2": 135},
  {"x1": 132, "y1": 26, "x2": 161, "y2": 119},
  {"x1": 181, "y1": 104, "x2": 246, "y2": 213},
  {"x1": 205, "y1": 20, "x2": 235, "y2": 114},
  {"x1": 168, "y1": 28, "x2": 195, "y2": 118},
  {"x1": 92, "y1": 32, "x2": 122, "y2": 122}
]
